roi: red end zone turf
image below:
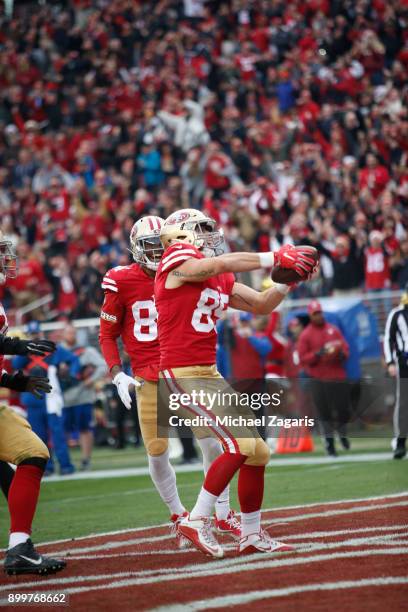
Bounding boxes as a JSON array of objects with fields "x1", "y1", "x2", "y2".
[{"x1": 1, "y1": 493, "x2": 407, "y2": 611}]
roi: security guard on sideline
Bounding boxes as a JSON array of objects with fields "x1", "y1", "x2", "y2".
[{"x1": 384, "y1": 282, "x2": 408, "y2": 459}]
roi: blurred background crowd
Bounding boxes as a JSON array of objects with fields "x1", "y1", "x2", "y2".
[{"x1": 0, "y1": 0, "x2": 407, "y2": 323}]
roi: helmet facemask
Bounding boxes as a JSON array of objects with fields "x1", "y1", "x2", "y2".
[
  {"x1": 0, "y1": 239, "x2": 18, "y2": 283},
  {"x1": 190, "y1": 219, "x2": 224, "y2": 257},
  {"x1": 131, "y1": 234, "x2": 164, "y2": 271}
]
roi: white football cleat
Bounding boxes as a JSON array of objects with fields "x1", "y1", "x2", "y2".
[
  {"x1": 239, "y1": 530, "x2": 293, "y2": 555},
  {"x1": 170, "y1": 512, "x2": 190, "y2": 549},
  {"x1": 178, "y1": 515, "x2": 224, "y2": 558}
]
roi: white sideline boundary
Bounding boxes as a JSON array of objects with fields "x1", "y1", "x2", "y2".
[
  {"x1": 150, "y1": 576, "x2": 408, "y2": 611},
  {"x1": 43, "y1": 452, "x2": 396, "y2": 482}
]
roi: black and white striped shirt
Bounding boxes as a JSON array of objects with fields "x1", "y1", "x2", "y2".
[{"x1": 384, "y1": 306, "x2": 408, "y2": 365}]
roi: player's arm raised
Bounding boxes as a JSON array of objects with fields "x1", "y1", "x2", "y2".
[
  {"x1": 165, "y1": 245, "x2": 314, "y2": 288},
  {"x1": 229, "y1": 282, "x2": 288, "y2": 315}
]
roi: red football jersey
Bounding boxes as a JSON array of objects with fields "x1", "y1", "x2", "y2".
[
  {"x1": 365, "y1": 247, "x2": 390, "y2": 290},
  {"x1": 0, "y1": 301, "x2": 9, "y2": 372},
  {"x1": 99, "y1": 264, "x2": 160, "y2": 381},
  {"x1": 155, "y1": 243, "x2": 235, "y2": 369}
]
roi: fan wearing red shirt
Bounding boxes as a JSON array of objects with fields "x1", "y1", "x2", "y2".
[
  {"x1": 155, "y1": 209, "x2": 317, "y2": 557},
  {"x1": 98, "y1": 216, "x2": 238, "y2": 543},
  {"x1": 234, "y1": 43, "x2": 258, "y2": 81},
  {"x1": 365, "y1": 230, "x2": 391, "y2": 291},
  {"x1": 359, "y1": 153, "x2": 390, "y2": 198},
  {"x1": 205, "y1": 142, "x2": 232, "y2": 194},
  {"x1": 41, "y1": 178, "x2": 71, "y2": 222}
]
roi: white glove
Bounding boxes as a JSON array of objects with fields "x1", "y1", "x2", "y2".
[{"x1": 112, "y1": 372, "x2": 142, "y2": 409}]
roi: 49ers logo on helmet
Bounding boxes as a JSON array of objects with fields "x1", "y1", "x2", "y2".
[{"x1": 166, "y1": 211, "x2": 190, "y2": 225}]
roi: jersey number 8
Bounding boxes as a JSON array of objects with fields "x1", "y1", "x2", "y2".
[{"x1": 132, "y1": 300, "x2": 158, "y2": 341}]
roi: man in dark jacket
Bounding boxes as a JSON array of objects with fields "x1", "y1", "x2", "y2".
[{"x1": 315, "y1": 234, "x2": 365, "y2": 295}]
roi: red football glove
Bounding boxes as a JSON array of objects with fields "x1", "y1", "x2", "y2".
[
  {"x1": 273, "y1": 245, "x2": 317, "y2": 279},
  {"x1": 297, "y1": 246, "x2": 320, "y2": 279}
]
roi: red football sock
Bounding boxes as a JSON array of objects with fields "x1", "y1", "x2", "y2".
[
  {"x1": 203, "y1": 452, "x2": 247, "y2": 497},
  {"x1": 238, "y1": 464, "x2": 265, "y2": 513},
  {"x1": 8, "y1": 465, "x2": 43, "y2": 534}
]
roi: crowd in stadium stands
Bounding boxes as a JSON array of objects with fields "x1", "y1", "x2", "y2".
[{"x1": 0, "y1": 0, "x2": 407, "y2": 321}]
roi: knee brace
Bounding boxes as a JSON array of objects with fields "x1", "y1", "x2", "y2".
[
  {"x1": 146, "y1": 438, "x2": 169, "y2": 457},
  {"x1": 244, "y1": 438, "x2": 271, "y2": 467}
]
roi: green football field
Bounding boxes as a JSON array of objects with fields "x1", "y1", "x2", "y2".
[{"x1": 0, "y1": 438, "x2": 406, "y2": 549}]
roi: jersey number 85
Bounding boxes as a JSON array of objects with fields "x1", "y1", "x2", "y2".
[{"x1": 132, "y1": 288, "x2": 229, "y2": 341}]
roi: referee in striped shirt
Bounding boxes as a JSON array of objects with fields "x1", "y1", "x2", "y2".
[{"x1": 384, "y1": 283, "x2": 408, "y2": 459}]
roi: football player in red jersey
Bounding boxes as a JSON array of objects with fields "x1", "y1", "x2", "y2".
[
  {"x1": 0, "y1": 232, "x2": 66, "y2": 576},
  {"x1": 99, "y1": 216, "x2": 240, "y2": 543},
  {"x1": 155, "y1": 209, "x2": 316, "y2": 557}
]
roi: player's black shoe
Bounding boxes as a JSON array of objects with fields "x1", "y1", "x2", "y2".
[
  {"x1": 393, "y1": 438, "x2": 406, "y2": 460},
  {"x1": 325, "y1": 438, "x2": 337, "y2": 457},
  {"x1": 340, "y1": 437, "x2": 350, "y2": 450},
  {"x1": 4, "y1": 539, "x2": 66, "y2": 576}
]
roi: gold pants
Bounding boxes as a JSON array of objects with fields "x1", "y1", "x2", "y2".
[
  {"x1": 160, "y1": 365, "x2": 270, "y2": 466},
  {"x1": 135, "y1": 378, "x2": 169, "y2": 456},
  {"x1": 0, "y1": 405, "x2": 49, "y2": 464}
]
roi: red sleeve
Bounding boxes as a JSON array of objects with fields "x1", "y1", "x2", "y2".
[
  {"x1": 297, "y1": 329, "x2": 319, "y2": 366},
  {"x1": 159, "y1": 243, "x2": 201, "y2": 273},
  {"x1": 98, "y1": 289, "x2": 126, "y2": 372},
  {"x1": 224, "y1": 272, "x2": 235, "y2": 296}
]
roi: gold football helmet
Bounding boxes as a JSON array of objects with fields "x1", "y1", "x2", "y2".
[
  {"x1": 129, "y1": 216, "x2": 164, "y2": 271},
  {"x1": 160, "y1": 209, "x2": 224, "y2": 257}
]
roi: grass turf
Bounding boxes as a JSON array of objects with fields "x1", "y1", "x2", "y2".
[{"x1": 0, "y1": 446, "x2": 406, "y2": 548}]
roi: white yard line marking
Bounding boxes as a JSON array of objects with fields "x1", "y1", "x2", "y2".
[
  {"x1": 2, "y1": 491, "x2": 406, "y2": 552},
  {"x1": 1, "y1": 547, "x2": 407, "y2": 595},
  {"x1": 66, "y1": 545, "x2": 237, "y2": 560},
  {"x1": 40, "y1": 453, "x2": 398, "y2": 482},
  {"x1": 293, "y1": 533, "x2": 408, "y2": 552},
  {"x1": 149, "y1": 576, "x2": 408, "y2": 611},
  {"x1": 39, "y1": 500, "x2": 408, "y2": 557},
  {"x1": 261, "y1": 490, "x2": 408, "y2": 513},
  {"x1": 65, "y1": 526, "x2": 408, "y2": 559},
  {"x1": 283, "y1": 524, "x2": 408, "y2": 540},
  {"x1": 60, "y1": 532, "x2": 408, "y2": 560},
  {"x1": 61, "y1": 535, "x2": 408, "y2": 560},
  {"x1": 265, "y1": 499, "x2": 408, "y2": 525}
]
